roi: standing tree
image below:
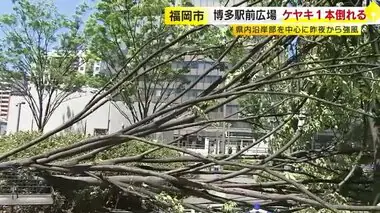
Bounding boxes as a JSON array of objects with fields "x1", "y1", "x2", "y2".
[
  {"x1": 0, "y1": 0, "x2": 88, "y2": 131},
  {"x1": 85, "y1": 0, "x2": 231, "y2": 124}
]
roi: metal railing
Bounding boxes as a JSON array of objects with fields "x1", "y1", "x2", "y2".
[
  {"x1": 180, "y1": 143, "x2": 206, "y2": 149},
  {"x1": 0, "y1": 168, "x2": 53, "y2": 206}
]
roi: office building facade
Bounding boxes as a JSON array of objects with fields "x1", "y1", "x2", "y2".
[
  {"x1": 157, "y1": 56, "x2": 268, "y2": 155},
  {"x1": 0, "y1": 86, "x2": 11, "y2": 121}
]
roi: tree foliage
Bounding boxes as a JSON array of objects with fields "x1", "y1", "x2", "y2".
[
  {"x1": 0, "y1": 132, "x2": 182, "y2": 213},
  {"x1": 0, "y1": 0, "x2": 89, "y2": 131},
  {"x1": 85, "y1": 0, "x2": 232, "y2": 124}
]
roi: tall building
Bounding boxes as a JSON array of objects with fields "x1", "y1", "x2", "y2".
[
  {"x1": 0, "y1": 83, "x2": 12, "y2": 121},
  {"x1": 162, "y1": 56, "x2": 268, "y2": 155},
  {"x1": 91, "y1": 0, "x2": 269, "y2": 155},
  {"x1": 155, "y1": 0, "x2": 267, "y2": 155},
  {"x1": 45, "y1": 50, "x2": 112, "y2": 77},
  {"x1": 0, "y1": 90, "x2": 11, "y2": 121}
]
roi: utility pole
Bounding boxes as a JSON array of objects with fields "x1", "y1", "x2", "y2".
[
  {"x1": 16, "y1": 101, "x2": 25, "y2": 132},
  {"x1": 31, "y1": 117, "x2": 34, "y2": 131},
  {"x1": 107, "y1": 101, "x2": 111, "y2": 134},
  {"x1": 220, "y1": 70, "x2": 228, "y2": 155}
]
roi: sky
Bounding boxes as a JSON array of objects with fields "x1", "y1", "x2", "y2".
[
  {"x1": 0, "y1": 0, "x2": 96, "y2": 40},
  {"x1": 0, "y1": 0, "x2": 86, "y2": 16}
]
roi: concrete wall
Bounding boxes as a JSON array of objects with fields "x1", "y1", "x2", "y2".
[{"x1": 6, "y1": 87, "x2": 132, "y2": 135}]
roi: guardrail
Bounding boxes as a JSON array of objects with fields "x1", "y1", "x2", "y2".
[{"x1": 0, "y1": 168, "x2": 53, "y2": 206}]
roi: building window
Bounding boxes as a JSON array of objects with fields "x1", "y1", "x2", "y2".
[
  {"x1": 226, "y1": 105, "x2": 236, "y2": 114},
  {"x1": 185, "y1": 75, "x2": 197, "y2": 83},
  {"x1": 94, "y1": 128, "x2": 107, "y2": 136},
  {"x1": 204, "y1": 63, "x2": 212, "y2": 70},
  {"x1": 185, "y1": 90, "x2": 199, "y2": 97},
  {"x1": 210, "y1": 106, "x2": 223, "y2": 113},
  {"x1": 176, "y1": 135, "x2": 205, "y2": 149},
  {"x1": 175, "y1": 86, "x2": 185, "y2": 94},
  {"x1": 184, "y1": 61, "x2": 198, "y2": 69},
  {"x1": 231, "y1": 121, "x2": 251, "y2": 128},
  {"x1": 205, "y1": 76, "x2": 219, "y2": 83},
  {"x1": 197, "y1": 62, "x2": 205, "y2": 71}
]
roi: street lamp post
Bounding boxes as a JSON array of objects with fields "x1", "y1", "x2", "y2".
[
  {"x1": 221, "y1": 103, "x2": 226, "y2": 155},
  {"x1": 107, "y1": 101, "x2": 111, "y2": 134},
  {"x1": 16, "y1": 101, "x2": 25, "y2": 132}
]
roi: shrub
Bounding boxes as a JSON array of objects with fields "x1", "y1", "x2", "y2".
[{"x1": 0, "y1": 131, "x2": 183, "y2": 213}]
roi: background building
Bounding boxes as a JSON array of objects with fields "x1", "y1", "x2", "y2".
[
  {"x1": 0, "y1": 83, "x2": 11, "y2": 121},
  {"x1": 7, "y1": 86, "x2": 130, "y2": 135},
  {"x1": 162, "y1": 56, "x2": 269, "y2": 155}
]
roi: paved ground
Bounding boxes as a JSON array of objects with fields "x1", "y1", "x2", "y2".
[{"x1": 184, "y1": 174, "x2": 263, "y2": 211}]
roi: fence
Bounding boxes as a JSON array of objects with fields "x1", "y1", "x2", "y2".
[{"x1": 0, "y1": 168, "x2": 53, "y2": 207}]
